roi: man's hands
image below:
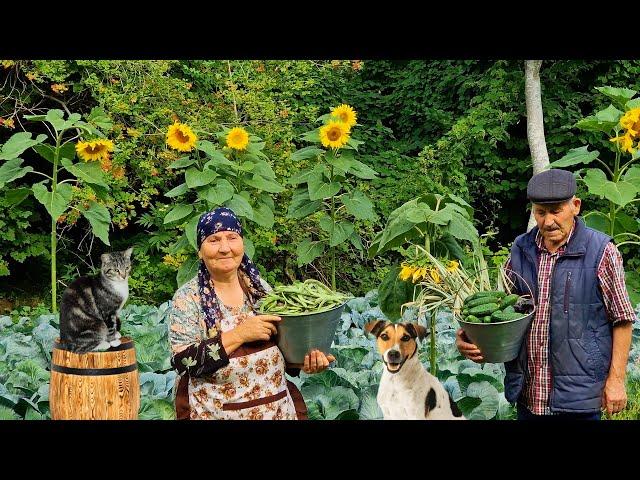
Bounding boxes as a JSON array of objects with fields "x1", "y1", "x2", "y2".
[
  {"x1": 455, "y1": 328, "x2": 484, "y2": 363},
  {"x1": 602, "y1": 375, "x2": 627, "y2": 416}
]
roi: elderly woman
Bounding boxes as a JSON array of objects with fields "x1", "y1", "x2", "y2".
[{"x1": 168, "y1": 207, "x2": 334, "y2": 420}]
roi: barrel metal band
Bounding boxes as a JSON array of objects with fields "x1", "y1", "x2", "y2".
[{"x1": 51, "y1": 363, "x2": 138, "y2": 376}]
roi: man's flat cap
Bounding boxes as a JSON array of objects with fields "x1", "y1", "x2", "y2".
[{"x1": 527, "y1": 169, "x2": 576, "y2": 204}]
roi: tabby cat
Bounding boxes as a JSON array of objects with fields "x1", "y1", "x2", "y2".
[{"x1": 59, "y1": 248, "x2": 133, "y2": 353}]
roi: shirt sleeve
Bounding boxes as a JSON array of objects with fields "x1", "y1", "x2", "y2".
[
  {"x1": 597, "y1": 242, "x2": 637, "y2": 325},
  {"x1": 167, "y1": 282, "x2": 230, "y2": 377}
]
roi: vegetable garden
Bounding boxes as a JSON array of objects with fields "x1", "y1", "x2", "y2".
[{"x1": 1, "y1": 60, "x2": 639, "y2": 420}]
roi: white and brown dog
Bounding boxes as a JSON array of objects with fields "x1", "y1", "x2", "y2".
[{"x1": 365, "y1": 320, "x2": 465, "y2": 420}]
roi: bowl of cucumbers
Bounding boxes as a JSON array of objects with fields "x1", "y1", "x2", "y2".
[
  {"x1": 257, "y1": 279, "x2": 351, "y2": 365},
  {"x1": 457, "y1": 289, "x2": 536, "y2": 363}
]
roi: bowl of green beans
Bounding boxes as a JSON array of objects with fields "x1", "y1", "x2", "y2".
[{"x1": 257, "y1": 279, "x2": 351, "y2": 364}]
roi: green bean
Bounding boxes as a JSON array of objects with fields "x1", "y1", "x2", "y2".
[{"x1": 257, "y1": 279, "x2": 351, "y2": 316}]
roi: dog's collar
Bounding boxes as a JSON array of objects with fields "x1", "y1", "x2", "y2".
[{"x1": 383, "y1": 344, "x2": 418, "y2": 374}]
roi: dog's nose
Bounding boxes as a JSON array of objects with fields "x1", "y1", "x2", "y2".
[{"x1": 387, "y1": 350, "x2": 401, "y2": 362}]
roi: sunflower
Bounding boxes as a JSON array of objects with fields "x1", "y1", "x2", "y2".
[
  {"x1": 610, "y1": 133, "x2": 636, "y2": 154},
  {"x1": 319, "y1": 121, "x2": 350, "y2": 149},
  {"x1": 226, "y1": 127, "x2": 250, "y2": 151},
  {"x1": 620, "y1": 108, "x2": 640, "y2": 136},
  {"x1": 428, "y1": 268, "x2": 441, "y2": 284},
  {"x1": 166, "y1": 122, "x2": 197, "y2": 152},
  {"x1": 412, "y1": 267, "x2": 428, "y2": 283},
  {"x1": 76, "y1": 139, "x2": 114, "y2": 162},
  {"x1": 399, "y1": 264, "x2": 415, "y2": 281},
  {"x1": 330, "y1": 104, "x2": 357, "y2": 129}
]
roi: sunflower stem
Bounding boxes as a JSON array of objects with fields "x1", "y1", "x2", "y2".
[
  {"x1": 330, "y1": 162, "x2": 336, "y2": 291},
  {"x1": 51, "y1": 132, "x2": 62, "y2": 313},
  {"x1": 227, "y1": 61, "x2": 239, "y2": 123},
  {"x1": 430, "y1": 309, "x2": 437, "y2": 376}
]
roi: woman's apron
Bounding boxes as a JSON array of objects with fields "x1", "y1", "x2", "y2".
[{"x1": 176, "y1": 303, "x2": 307, "y2": 420}]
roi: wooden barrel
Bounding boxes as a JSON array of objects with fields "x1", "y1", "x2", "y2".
[{"x1": 49, "y1": 337, "x2": 140, "y2": 420}]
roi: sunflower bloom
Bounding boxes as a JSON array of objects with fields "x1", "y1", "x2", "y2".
[
  {"x1": 226, "y1": 127, "x2": 250, "y2": 151},
  {"x1": 166, "y1": 122, "x2": 197, "y2": 152},
  {"x1": 399, "y1": 265, "x2": 415, "y2": 281},
  {"x1": 330, "y1": 104, "x2": 357, "y2": 129},
  {"x1": 620, "y1": 108, "x2": 640, "y2": 135},
  {"x1": 429, "y1": 268, "x2": 441, "y2": 284},
  {"x1": 610, "y1": 134, "x2": 636, "y2": 154},
  {"x1": 446, "y1": 260, "x2": 460, "y2": 272},
  {"x1": 76, "y1": 139, "x2": 114, "y2": 162},
  {"x1": 412, "y1": 267, "x2": 425, "y2": 283},
  {"x1": 319, "y1": 121, "x2": 350, "y2": 149}
]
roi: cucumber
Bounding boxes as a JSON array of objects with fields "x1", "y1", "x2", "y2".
[
  {"x1": 492, "y1": 311, "x2": 525, "y2": 322},
  {"x1": 464, "y1": 294, "x2": 504, "y2": 309},
  {"x1": 483, "y1": 316, "x2": 492, "y2": 323},
  {"x1": 500, "y1": 294, "x2": 520, "y2": 308},
  {"x1": 467, "y1": 302, "x2": 500, "y2": 317},
  {"x1": 464, "y1": 291, "x2": 499, "y2": 303},
  {"x1": 465, "y1": 315, "x2": 479, "y2": 323}
]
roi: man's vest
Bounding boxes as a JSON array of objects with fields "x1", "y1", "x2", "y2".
[{"x1": 506, "y1": 217, "x2": 612, "y2": 412}]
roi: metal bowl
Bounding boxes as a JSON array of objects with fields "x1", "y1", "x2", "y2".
[
  {"x1": 264, "y1": 303, "x2": 346, "y2": 365},
  {"x1": 457, "y1": 308, "x2": 535, "y2": 363}
]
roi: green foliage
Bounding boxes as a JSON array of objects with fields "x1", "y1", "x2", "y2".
[
  {"x1": 550, "y1": 86, "x2": 640, "y2": 277},
  {"x1": 2, "y1": 59, "x2": 640, "y2": 305}
]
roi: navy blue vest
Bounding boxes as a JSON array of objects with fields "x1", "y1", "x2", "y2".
[{"x1": 505, "y1": 217, "x2": 612, "y2": 413}]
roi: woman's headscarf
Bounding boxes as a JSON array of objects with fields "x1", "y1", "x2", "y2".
[{"x1": 196, "y1": 207, "x2": 267, "y2": 330}]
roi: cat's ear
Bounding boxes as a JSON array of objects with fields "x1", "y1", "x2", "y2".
[
  {"x1": 124, "y1": 247, "x2": 133, "y2": 259},
  {"x1": 100, "y1": 253, "x2": 109, "y2": 264}
]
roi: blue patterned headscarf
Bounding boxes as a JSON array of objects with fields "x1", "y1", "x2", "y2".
[{"x1": 197, "y1": 207, "x2": 267, "y2": 330}]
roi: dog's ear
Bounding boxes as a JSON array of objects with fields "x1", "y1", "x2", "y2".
[
  {"x1": 405, "y1": 323, "x2": 428, "y2": 341},
  {"x1": 364, "y1": 320, "x2": 387, "y2": 337}
]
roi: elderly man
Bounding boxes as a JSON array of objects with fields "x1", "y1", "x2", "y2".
[{"x1": 456, "y1": 169, "x2": 637, "y2": 420}]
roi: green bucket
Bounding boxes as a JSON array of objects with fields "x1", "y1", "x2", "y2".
[
  {"x1": 457, "y1": 308, "x2": 535, "y2": 363},
  {"x1": 263, "y1": 303, "x2": 346, "y2": 365}
]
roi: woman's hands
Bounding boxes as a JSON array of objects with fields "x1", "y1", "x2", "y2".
[
  {"x1": 234, "y1": 314, "x2": 281, "y2": 343},
  {"x1": 302, "y1": 350, "x2": 336, "y2": 374}
]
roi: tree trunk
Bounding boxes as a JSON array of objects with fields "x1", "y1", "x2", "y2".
[{"x1": 525, "y1": 60, "x2": 550, "y2": 232}]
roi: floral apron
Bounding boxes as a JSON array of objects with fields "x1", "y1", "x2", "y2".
[{"x1": 181, "y1": 303, "x2": 301, "y2": 420}]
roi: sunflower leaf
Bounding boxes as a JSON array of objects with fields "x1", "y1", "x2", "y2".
[
  {"x1": 168, "y1": 157, "x2": 196, "y2": 169},
  {"x1": 287, "y1": 188, "x2": 322, "y2": 219},
  {"x1": 165, "y1": 182, "x2": 189, "y2": 198},
  {"x1": 163, "y1": 204, "x2": 194, "y2": 225},
  {"x1": 291, "y1": 146, "x2": 324, "y2": 162},
  {"x1": 226, "y1": 194, "x2": 254, "y2": 220},
  {"x1": 60, "y1": 158, "x2": 109, "y2": 188},
  {"x1": 81, "y1": 201, "x2": 111, "y2": 246},
  {"x1": 296, "y1": 239, "x2": 325, "y2": 266},
  {"x1": 185, "y1": 214, "x2": 201, "y2": 251},
  {"x1": 32, "y1": 182, "x2": 73, "y2": 220},
  {"x1": 301, "y1": 129, "x2": 321, "y2": 143},
  {"x1": 341, "y1": 190, "x2": 377, "y2": 221},
  {"x1": 204, "y1": 179, "x2": 235, "y2": 206},
  {"x1": 252, "y1": 202, "x2": 275, "y2": 229},
  {"x1": 0, "y1": 159, "x2": 33, "y2": 189},
  {"x1": 347, "y1": 159, "x2": 378, "y2": 179},
  {"x1": 244, "y1": 174, "x2": 284, "y2": 193},
  {"x1": 0, "y1": 132, "x2": 47, "y2": 161},
  {"x1": 185, "y1": 167, "x2": 218, "y2": 188}
]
